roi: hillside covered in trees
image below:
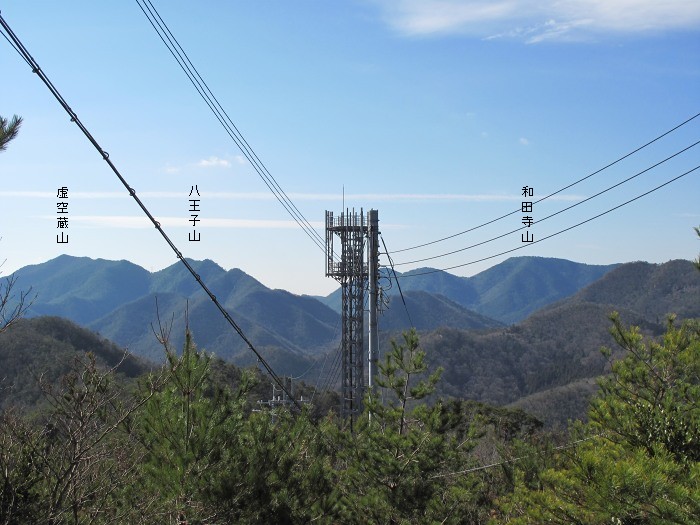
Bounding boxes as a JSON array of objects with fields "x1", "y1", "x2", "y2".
[
  {"x1": 12, "y1": 255, "x2": 616, "y2": 364},
  {"x1": 6, "y1": 257, "x2": 699, "y2": 428},
  {"x1": 1, "y1": 252, "x2": 698, "y2": 523},
  {"x1": 0, "y1": 312, "x2": 698, "y2": 523}
]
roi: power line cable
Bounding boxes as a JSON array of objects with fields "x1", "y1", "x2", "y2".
[
  {"x1": 313, "y1": 318, "x2": 342, "y2": 397},
  {"x1": 399, "y1": 164, "x2": 699, "y2": 278},
  {"x1": 0, "y1": 25, "x2": 31, "y2": 68},
  {"x1": 311, "y1": 314, "x2": 343, "y2": 402},
  {"x1": 380, "y1": 235, "x2": 414, "y2": 327},
  {"x1": 394, "y1": 139, "x2": 700, "y2": 266},
  {"x1": 0, "y1": 12, "x2": 302, "y2": 411},
  {"x1": 326, "y1": 348, "x2": 343, "y2": 396},
  {"x1": 140, "y1": 0, "x2": 326, "y2": 251},
  {"x1": 327, "y1": 345, "x2": 344, "y2": 390},
  {"x1": 393, "y1": 111, "x2": 700, "y2": 254},
  {"x1": 430, "y1": 432, "x2": 605, "y2": 478},
  {"x1": 290, "y1": 359, "x2": 318, "y2": 381},
  {"x1": 323, "y1": 344, "x2": 343, "y2": 393},
  {"x1": 310, "y1": 350, "x2": 331, "y2": 404},
  {"x1": 311, "y1": 344, "x2": 341, "y2": 414},
  {"x1": 136, "y1": 0, "x2": 325, "y2": 252},
  {"x1": 134, "y1": 0, "x2": 327, "y2": 253}
]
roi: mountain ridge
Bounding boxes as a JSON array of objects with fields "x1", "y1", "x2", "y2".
[
  {"x1": 5, "y1": 255, "x2": 698, "y2": 425},
  {"x1": 321, "y1": 256, "x2": 619, "y2": 324},
  {"x1": 12, "y1": 255, "x2": 504, "y2": 364}
]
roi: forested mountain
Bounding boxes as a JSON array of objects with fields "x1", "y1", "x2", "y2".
[
  {"x1": 322, "y1": 256, "x2": 618, "y2": 323},
  {"x1": 12, "y1": 255, "x2": 501, "y2": 363},
  {"x1": 465, "y1": 256, "x2": 620, "y2": 322},
  {"x1": 554, "y1": 259, "x2": 700, "y2": 321},
  {"x1": 0, "y1": 315, "x2": 332, "y2": 416},
  {"x1": 418, "y1": 303, "x2": 658, "y2": 425},
  {"x1": 0, "y1": 316, "x2": 151, "y2": 411},
  {"x1": 377, "y1": 290, "x2": 504, "y2": 331},
  {"x1": 415, "y1": 259, "x2": 700, "y2": 425},
  {"x1": 2, "y1": 307, "x2": 696, "y2": 523},
  {"x1": 9, "y1": 255, "x2": 698, "y2": 427},
  {"x1": 13, "y1": 255, "x2": 152, "y2": 325}
]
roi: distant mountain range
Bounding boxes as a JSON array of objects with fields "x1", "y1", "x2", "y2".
[
  {"x1": 321, "y1": 256, "x2": 619, "y2": 324},
  {"x1": 8, "y1": 255, "x2": 699, "y2": 425},
  {"x1": 13, "y1": 255, "x2": 339, "y2": 368},
  {"x1": 12, "y1": 255, "x2": 615, "y2": 362}
]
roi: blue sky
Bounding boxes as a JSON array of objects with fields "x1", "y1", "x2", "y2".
[{"x1": 2, "y1": 1, "x2": 699, "y2": 296}]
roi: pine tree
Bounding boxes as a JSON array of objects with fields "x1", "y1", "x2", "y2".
[
  {"x1": 1, "y1": 113, "x2": 33, "y2": 333},
  {"x1": 496, "y1": 315, "x2": 700, "y2": 524},
  {"x1": 337, "y1": 329, "x2": 482, "y2": 524},
  {"x1": 136, "y1": 329, "x2": 249, "y2": 524},
  {"x1": 0, "y1": 114, "x2": 22, "y2": 152}
]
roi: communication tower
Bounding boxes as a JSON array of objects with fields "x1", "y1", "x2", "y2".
[{"x1": 325, "y1": 208, "x2": 379, "y2": 425}]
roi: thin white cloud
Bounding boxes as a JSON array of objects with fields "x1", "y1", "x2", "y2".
[
  {"x1": 198, "y1": 156, "x2": 232, "y2": 168},
  {"x1": 519, "y1": 137, "x2": 530, "y2": 145},
  {"x1": 0, "y1": 191, "x2": 130, "y2": 198},
  {"x1": 0, "y1": 191, "x2": 54, "y2": 198},
  {"x1": 327, "y1": 193, "x2": 583, "y2": 202},
  {"x1": 371, "y1": 0, "x2": 700, "y2": 41},
  {"x1": 55, "y1": 216, "x2": 323, "y2": 229},
  {"x1": 3, "y1": 191, "x2": 584, "y2": 202},
  {"x1": 161, "y1": 156, "x2": 241, "y2": 173}
]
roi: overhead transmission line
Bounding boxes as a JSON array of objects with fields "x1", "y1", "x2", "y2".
[
  {"x1": 134, "y1": 0, "x2": 326, "y2": 253},
  {"x1": 380, "y1": 235, "x2": 414, "y2": 327},
  {"x1": 399, "y1": 164, "x2": 699, "y2": 278},
  {"x1": 393, "y1": 111, "x2": 700, "y2": 254},
  {"x1": 311, "y1": 315, "x2": 343, "y2": 402},
  {"x1": 430, "y1": 432, "x2": 605, "y2": 479},
  {"x1": 316, "y1": 344, "x2": 343, "y2": 401},
  {"x1": 0, "y1": 12, "x2": 302, "y2": 411},
  {"x1": 310, "y1": 349, "x2": 332, "y2": 403},
  {"x1": 394, "y1": 139, "x2": 700, "y2": 266}
]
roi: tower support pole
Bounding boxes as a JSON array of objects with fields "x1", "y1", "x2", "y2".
[{"x1": 367, "y1": 209, "x2": 379, "y2": 393}]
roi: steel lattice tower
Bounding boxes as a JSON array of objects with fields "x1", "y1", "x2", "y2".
[{"x1": 326, "y1": 209, "x2": 371, "y2": 424}]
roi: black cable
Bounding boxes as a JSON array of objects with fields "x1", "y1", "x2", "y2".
[
  {"x1": 328, "y1": 347, "x2": 343, "y2": 389},
  {"x1": 431, "y1": 432, "x2": 605, "y2": 478},
  {"x1": 393, "y1": 111, "x2": 700, "y2": 254},
  {"x1": 0, "y1": 22, "x2": 31, "y2": 68},
  {"x1": 394, "y1": 139, "x2": 700, "y2": 266},
  {"x1": 315, "y1": 315, "x2": 342, "y2": 396},
  {"x1": 316, "y1": 343, "x2": 342, "y2": 399},
  {"x1": 309, "y1": 350, "x2": 331, "y2": 403},
  {"x1": 327, "y1": 346, "x2": 343, "y2": 391},
  {"x1": 0, "y1": 12, "x2": 302, "y2": 411},
  {"x1": 141, "y1": 0, "x2": 326, "y2": 253},
  {"x1": 380, "y1": 235, "x2": 414, "y2": 327},
  {"x1": 399, "y1": 164, "x2": 699, "y2": 278},
  {"x1": 136, "y1": 0, "x2": 324, "y2": 252},
  {"x1": 134, "y1": 0, "x2": 327, "y2": 253},
  {"x1": 313, "y1": 316, "x2": 342, "y2": 398}
]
